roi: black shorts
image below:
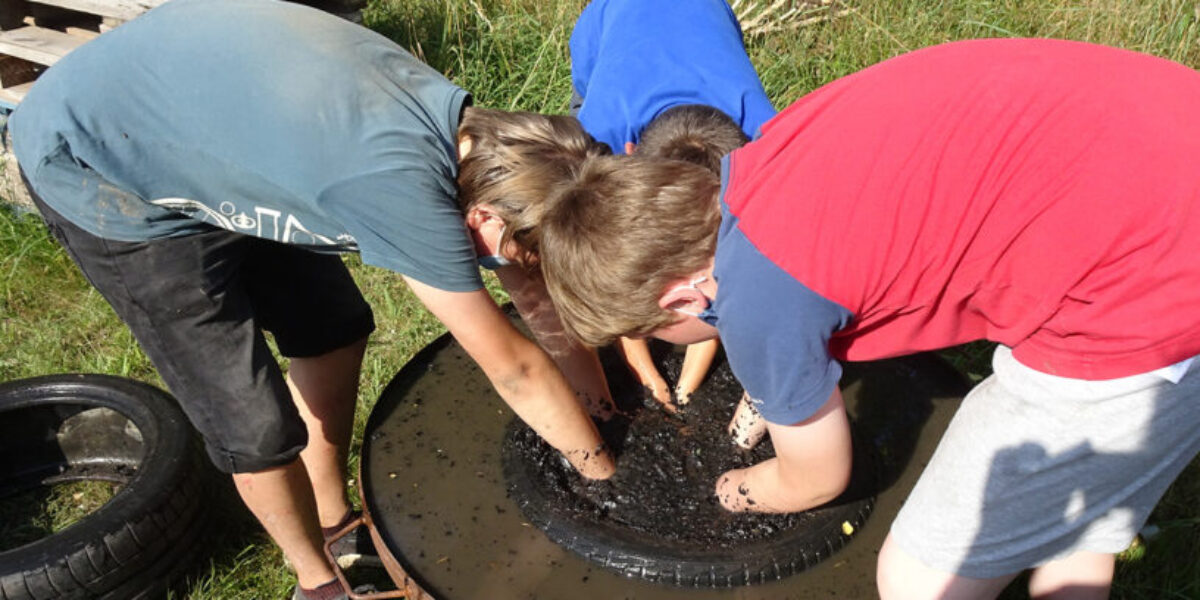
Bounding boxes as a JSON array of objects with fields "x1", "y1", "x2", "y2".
[{"x1": 30, "y1": 188, "x2": 376, "y2": 474}]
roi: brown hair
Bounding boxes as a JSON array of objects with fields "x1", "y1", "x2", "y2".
[
  {"x1": 456, "y1": 107, "x2": 610, "y2": 267},
  {"x1": 636, "y1": 104, "x2": 749, "y2": 173},
  {"x1": 539, "y1": 155, "x2": 722, "y2": 347}
]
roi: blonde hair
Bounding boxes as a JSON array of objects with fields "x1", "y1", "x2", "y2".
[
  {"x1": 540, "y1": 155, "x2": 722, "y2": 347},
  {"x1": 456, "y1": 107, "x2": 610, "y2": 267}
]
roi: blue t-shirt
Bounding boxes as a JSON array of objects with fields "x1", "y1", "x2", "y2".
[
  {"x1": 11, "y1": 0, "x2": 482, "y2": 292},
  {"x1": 711, "y1": 165, "x2": 853, "y2": 425},
  {"x1": 568, "y1": 0, "x2": 776, "y2": 153}
]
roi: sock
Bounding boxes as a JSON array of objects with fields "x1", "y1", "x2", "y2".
[
  {"x1": 299, "y1": 578, "x2": 345, "y2": 600},
  {"x1": 321, "y1": 509, "x2": 358, "y2": 539}
]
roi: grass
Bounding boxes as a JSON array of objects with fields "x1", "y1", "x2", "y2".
[
  {"x1": 1, "y1": 0, "x2": 1198, "y2": 597},
  {"x1": 0, "y1": 480, "x2": 121, "y2": 552}
]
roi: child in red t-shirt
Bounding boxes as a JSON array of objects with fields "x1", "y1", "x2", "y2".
[{"x1": 537, "y1": 38, "x2": 1200, "y2": 597}]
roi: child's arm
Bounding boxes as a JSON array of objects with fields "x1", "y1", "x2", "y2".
[
  {"x1": 715, "y1": 387, "x2": 851, "y2": 512},
  {"x1": 617, "y1": 336, "x2": 673, "y2": 411},
  {"x1": 404, "y1": 276, "x2": 616, "y2": 479},
  {"x1": 675, "y1": 338, "x2": 721, "y2": 404},
  {"x1": 493, "y1": 264, "x2": 617, "y2": 420},
  {"x1": 728, "y1": 391, "x2": 767, "y2": 449}
]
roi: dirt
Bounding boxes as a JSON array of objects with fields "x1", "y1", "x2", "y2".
[{"x1": 505, "y1": 345, "x2": 868, "y2": 547}]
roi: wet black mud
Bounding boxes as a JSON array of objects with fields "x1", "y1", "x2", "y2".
[{"x1": 505, "y1": 345, "x2": 863, "y2": 547}]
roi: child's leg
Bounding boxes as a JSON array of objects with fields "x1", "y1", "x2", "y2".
[
  {"x1": 676, "y1": 338, "x2": 720, "y2": 404},
  {"x1": 245, "y1": 239, "x2": 376, "y2": 529},
  {"x1": 885, "y1": 345, "x2": 1200, "y2": 598},
  {"x1": 286, "y1": 337, "x2": 367, "y2": 527},
  {"x1": 1027, "y1": 551, "x2": 1113, "y2": 599},
  {"x1": 877, "y1": 534, "x2": 1015, "y2": 599},
  {"x1": 617, "y1": 336, "x2": 673, "y2": 410}
]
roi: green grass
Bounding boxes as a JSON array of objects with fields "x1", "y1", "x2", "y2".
[
  {"x1": 2, "y1": 0, "x2": 1199, "y2": 597},
  {"x1": 0, "y1": 480, "x2": 121, "y2": 552}
]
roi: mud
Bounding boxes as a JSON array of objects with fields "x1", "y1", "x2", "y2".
[
  {"x1": 360, "y1": 324, "x2": 969, "y2": 600},
  {"x1": 505, "y1": 346, "x2": 861, "y2": 547}
]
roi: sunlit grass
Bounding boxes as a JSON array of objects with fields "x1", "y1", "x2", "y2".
[{"x1": 2, "y1": 0, "x2": 1198, "y2": 597}]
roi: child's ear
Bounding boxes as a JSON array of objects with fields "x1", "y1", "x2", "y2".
[
  {"x1": 458, "y1": 134, "x2": 475, "y2": 160},
  {"x1": 624, "y1": 141, "x2": 637, "y2": 155},
  {"x1": 465, "y1": 204, "x2": 503, "y2": 231},
  {"x1": 657, "y1": 277, "x2": 707, "y2": 313},
  {"x1": 464, "y1": 205, "x2": 488, "y2": 231}
]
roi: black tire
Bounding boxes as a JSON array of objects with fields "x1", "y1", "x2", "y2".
[
  {"x1": 0, "y1": 374, "x2": 212, "y2": 600},
  {"x1": 504, "y1": 422, "x2": 874, "y2": 588},
  {"x1": 502, "y1": 344, "x2": 876, "y2": 588}
]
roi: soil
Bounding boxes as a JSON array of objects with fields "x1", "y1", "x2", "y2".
[{"x1": 504, "y1": 344, "x2": 874, "y2": 548}]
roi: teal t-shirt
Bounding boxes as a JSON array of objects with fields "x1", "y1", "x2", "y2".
[{"x1": 11, "y1": 0, "x2": 482, "y2": 292}]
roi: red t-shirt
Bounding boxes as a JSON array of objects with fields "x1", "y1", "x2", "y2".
[{"x1": 723, "y1": 38, "x2": 1200, "y2": 383}]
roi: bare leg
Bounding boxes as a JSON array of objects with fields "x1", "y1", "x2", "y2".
[
  {"x1": 233, "y1": 461, "x2": 334, "y2": 588},
  {"x1": 676, "y1": 338, "x2": 720, "y2": 404},
  {"x1": 1028, "y1": 551, "x2": 1113, "y2": 599},
  {"x1": 617, "y1": 336, "x2": 673, "y2": 411},
  {"x1": 877, "y1": 533, "x2": 1016, "y2": 600},
  {"x1": 286, "y1": 336, "x2": 368, "y2": 527}
]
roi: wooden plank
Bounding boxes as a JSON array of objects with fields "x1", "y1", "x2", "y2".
[
  {"x1": 0, "y1": 24, "x2": 86, "y2": 65},
  {"x1": 0, "y1": 79, "x2": 34, "y2": 106},
  {"x1": 22, "y1": 0, "x2": 163, "y2": 21},
  {"x1": 64, "y1": 24, "x2": 99, "y2": 38}
]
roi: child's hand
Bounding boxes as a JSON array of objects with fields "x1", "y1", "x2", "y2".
[
  {"x1": 676, "y1": 339, "x2": 721, "y2": 405},
  {"x1": 565, "y1": 441, "x2": 616, "y2": 480},
  {"x1": 581, "y1": 392, "x2": 618, "y2": 421},
  {"x1": 714, "y1": 461, "x2": 794, "y2": 513},
  {"x1": 645, "y1": 380, "x2": 677, "y2": 413}
]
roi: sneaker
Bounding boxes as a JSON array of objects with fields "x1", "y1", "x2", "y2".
[{"x1": 291, "y1": 580, "x2": 378, "y2": 600}]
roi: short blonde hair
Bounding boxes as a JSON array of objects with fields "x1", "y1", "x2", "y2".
[
  {"x1": 456, "y1": 107, "x2": 610, "y2": 267},
  {"x1": 540, "y1": 155, "x2": 722, "y2": 347}
]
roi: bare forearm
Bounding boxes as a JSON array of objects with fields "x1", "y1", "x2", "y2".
[
  {"x1": 676, "y1": 338, "x2": 720, "y2": 403},
  {"x1": 717, "y1": 455, "x2": 849, "y2": 513},
  {"x1": 487, "y1": 349, "x2": 615, "y2": 479},
  {"x1": 717, "y1": 388, "x2": 852, "y2": 513},
  {"x1": 500, "y1": 266, "x2": 615, "y2": 417},
  {"x1": 401, "y1": 276, "x2": 615, "y2": 480}
]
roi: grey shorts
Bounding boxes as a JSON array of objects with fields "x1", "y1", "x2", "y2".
[{"x1": 891, "y1": 346, "x2": 1200, "y2": 578}]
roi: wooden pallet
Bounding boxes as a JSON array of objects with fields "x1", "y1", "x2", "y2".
[{"x1": 0, "y1": 0, "x2": 363, "y2": 110}]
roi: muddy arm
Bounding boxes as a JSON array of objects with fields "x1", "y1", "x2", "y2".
[
  {"x1": 616, "y1": 336, "x2": 673, "y2": 410},
  {"x1": 728, "y1": 391, "x2": 767, "y2": 449},
  {"x1": 404, "y1": 276, "x2": 615, "y2": 479},
  {"x1": 494, "y1": 264, "x2": 617, "y2": 420},
  {"x1": 715, "y1": 387, "x2": 851, "y2": 512},
  {"x1": 675, "y1": 338, "x2": 720, "y2": 404}
]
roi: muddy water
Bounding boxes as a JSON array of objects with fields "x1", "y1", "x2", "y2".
[{"x1": 362, "y1": 333, "x2": 967, "y2": 600}]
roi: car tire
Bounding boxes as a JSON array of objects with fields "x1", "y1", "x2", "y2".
[{"x1": 0, "y1": 374, "x2": 212, "y2": 600}]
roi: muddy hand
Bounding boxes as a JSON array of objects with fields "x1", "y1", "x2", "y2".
[
  {"x1": 646, "y1": 381, "x2": 678, "y2": 413},
  {"x1": 728, "y1": 391, "x2": 767, "y2": 449},
  {"x1": 581, "y1": 391, "x2": 618, "y2": 421},
  {"x1": 564, "y1": 441, "x2": 616, "y2": 480},
  {"x1": 715, "y1": 462, "x2": 794, "y2": 513},
  {"x1": 675, "y1": 339, "x2": 720, "y2": 405}
]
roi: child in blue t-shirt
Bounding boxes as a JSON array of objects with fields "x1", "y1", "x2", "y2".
[{"x1": 569, "y1": 0, "x2": 775, "y2": 410}]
